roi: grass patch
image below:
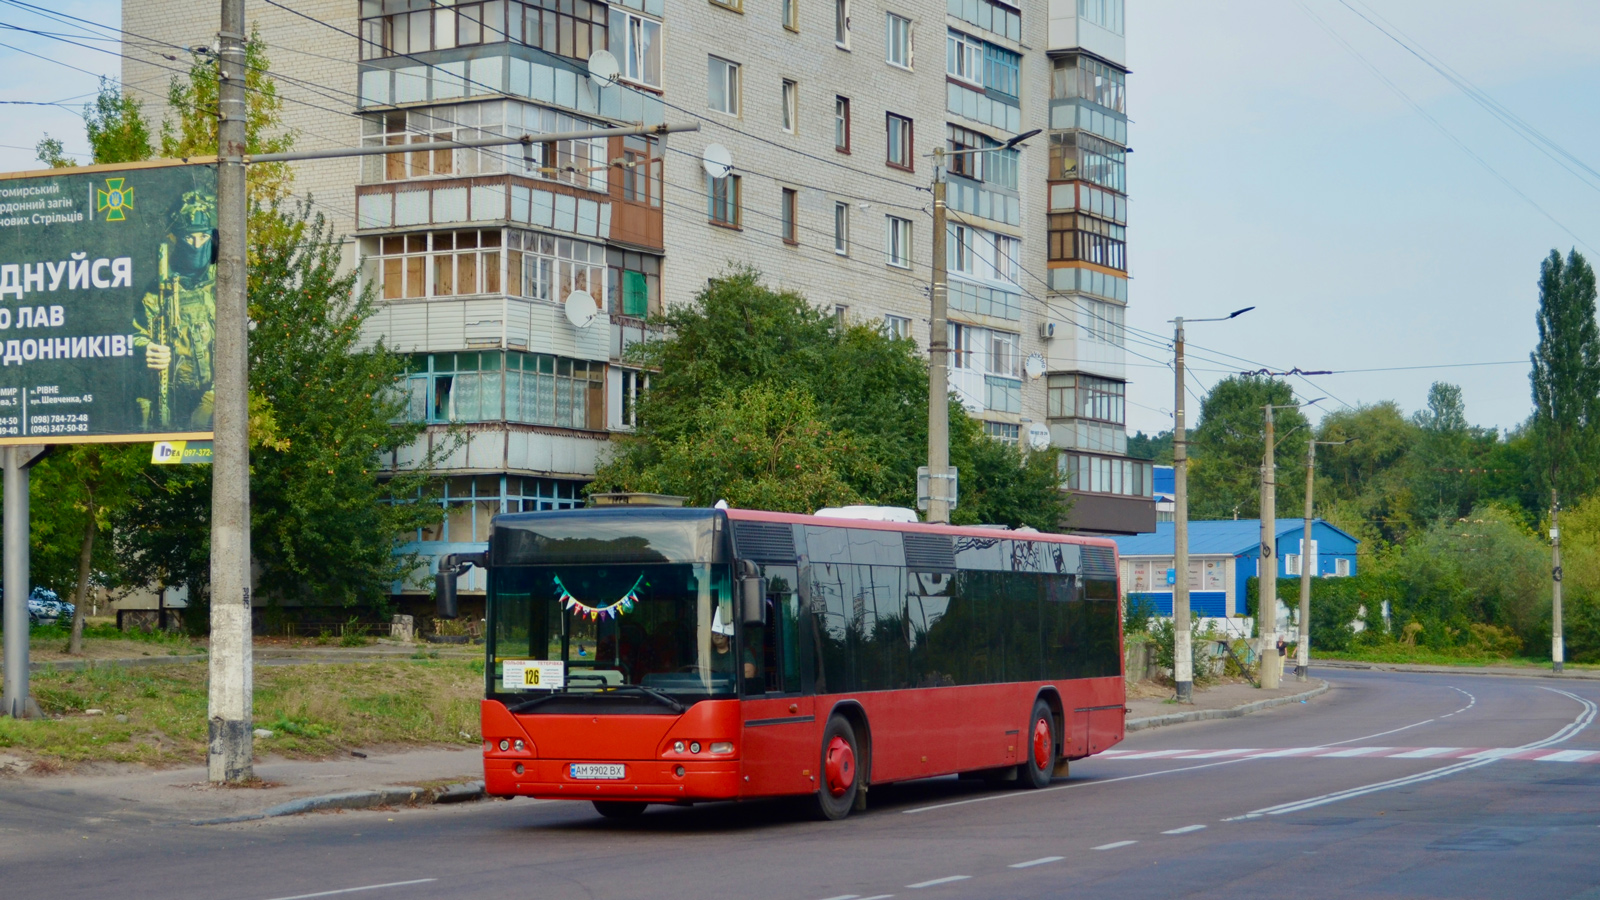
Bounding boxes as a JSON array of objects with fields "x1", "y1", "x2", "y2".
[
  {"x1": 0, "y1": 656, "x2": 485, "y2": 767},
  {"x1": 0, "y1": 621, "x2": 202, "y2": 659},
  {"x1": 1317, "y1": 647, "x2": 1598, "y2": 668}
]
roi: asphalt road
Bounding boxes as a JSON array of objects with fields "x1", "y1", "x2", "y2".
[{"x1": 5, "y1": 669, "x2": 1600, "y2": 900}]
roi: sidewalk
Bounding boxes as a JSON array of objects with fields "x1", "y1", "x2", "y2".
[
  {"x1": 1126, "y1": 678, "x2": 1329, "y2": 731},
  {"x1": 0, "y1": 746, "x2": 485, "y2": 837}
]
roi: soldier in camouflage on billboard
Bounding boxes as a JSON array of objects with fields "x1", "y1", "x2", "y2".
[{"x1": 133, "y1": 190, "x2": 216, "y2": 430}]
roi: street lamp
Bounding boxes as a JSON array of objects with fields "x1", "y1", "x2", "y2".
[
  {"x1": 1168, "y1": 306, "x2": 1252, "y2": 703},
  {"x1": 925, "y1": 129, "x2": 1041, "y2": 523},
  {"x1": 1295, "y1": 437, "x2": 1353, "y2": 681}
]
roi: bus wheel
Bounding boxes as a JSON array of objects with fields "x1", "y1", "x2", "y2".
[
  {"x1": 1020, "y1": 699, "x2": 1055, "y2": 790},
  {"x1": 593, "y1": 800, "x2": 648, "y2": 819},
  {"x1": 813, "y1": 715, "x2": 860, "y2": 820}
]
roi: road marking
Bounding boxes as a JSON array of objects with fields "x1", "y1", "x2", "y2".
[
  {"x1": 1109, "y1": 749, "x2": 1191, "y2": 759},
  {"x1": 1388, "y1": 747, "x2": 1461, "y2": 758},
  {"x1": 1318, "y1": 746, "x2": 1392, "y2": 758},
  {"x1": 1247, "y1": 747, "x2": 1330, "y2": 758},
  {"x1": 1093, "y1": 840, "x2": 1138, "y2": 850},
  {"x1": 1162, "y1": 824, "x2": 1206, "y2": 835},
  {"x1": 1173, "y1": 749, "x2": 1257, "y2": 759},
  {"x1": 1225, "y1": 688, "x2": 1597, "y2": 821},
  {"x1": 1532, "y1": 749, "x2": 1600, "y2": 762},
  {"x1": 818, "y1": 895, "x2": 860, "y2": 900},
  {"x1": 1100, "y1": 745, "x2": 1600, "y2": 763},
  {"x1": 906, "y1": 876, "x2": 970, "y2": 889},
  {"x1": 259, "y1": 879, "x2": 438, "y2": 900},
  {"x1": 1009, "y1": 857, "x2": 1063, "y2": 868}
]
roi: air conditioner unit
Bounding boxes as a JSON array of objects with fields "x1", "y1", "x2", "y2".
[{"x1": 1039, "y1": 321, "x2": 1056, "y2": 340}]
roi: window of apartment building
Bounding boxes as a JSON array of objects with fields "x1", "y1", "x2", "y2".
[
  {"x1": 946, "y1": 0, "x2": 1021, "y2": 42},
  {"x1": 885, "y1": 215, "x2": 911, "y2": 267},
  {"x1": 1049, "y1": 132, "x2": 1126, "y2": 192},
  {"x1": 1050, "y1": 180, "x2": 1126, "y2": 224},
  {"x1": 781, "y1": 188, "x2": 799, "y2": 244},
  {"x1": 983, "y1": 44, "x2": 1020, "y2": 98},
  {"x1": 945, "y1": 125, "x2": 1017, "y2": 189},
  {"x1": 402, "y1": 351, "x2": 504, "y2": 425},
  {"x1": 708, "y1": 56, "x2": 741, "y2": 115},
  {"x1": 708, "y1": 173, "x2": 742, "y2": 227},
  {"x1": 834, "y1": 97, "x2": 851, "y2": 152},
  {"x1": 511, "y1": 231, "x2": 608, "y2": 308},
  {"x1": 711, "y1": 0, "x2": 743, "y2": 12},
  {"x1": 884, "y1": 314, "x2": 911, "y2": 340},
  {"x1": 1051, "y1": 55, "x2": 1126, "y2": 113},
  {"x1": 619, "y1": 368, "x2": 649, "y2": 428},
  {"x1": 1076, "y1": 0, "x2": 1124, "y2": 35},
  {"x1": 1046, "y1": 373, "x2": 1125, "y2": 424},
  {"x1": 366, "y1": 105, "x2": 605, "y2": 189},
  {"x1": 408, "y1": 476, "x2": 582, "y2": 542},
  {"x1": 950, "y1": 323, "x2": 1021, "y2": 412},
  {"x1": 362, "y1": 0, "x2": 610, "y2": 63},
  {"x1": 835, "y1": 0, "x2": 850, "y2": 47},
  {"x1": 834, "y1": 201, "x2": 850, "y2": 254},
  {"x1": 834, "y1": 304, "x2": 849, "y2": 323},
  {"x1": 947, "y1": 223, "x2": 1018, "y2": 285},
  {"x1": 1068, "y1": 295, "x2": 1125, "y2": 346},
  {"x1": 886, "y1": 113, "x2": 913, "y2": 170},
  {"x1": 609, "y1": 9, "x2": 662, "y2": 88},
  {"x1": 885, "y1": 13, "x2": 912, "y2": 68},
  {"x1": 781, "y1": 79, "x2": 799, "y2": 133},
  {"x1": 1059, "y1": 453, "x2": 1150, "y2": 497},
  {"x1": 606, "y1": 247, "x2": 661, "y2": 318},
  {"x1": 1048, "y1": 212, "x2": 1126, "y2": 270},
  {"x1": 783, "y1": 0, "x2": 799, "y2": 31},
  {"x1": 947, "y1": 30, "x2": 983, "y2": 85},
  {"x1": 376, "y1": 230, "x2": 502, "y2": 301},
  {"x1": 619, "y1": 134, "x2": 664, "y2": 208},
  {"x1": 983, "y1": 421, "x2": 1020, "y2": 443},
  {"x1": 949, "y1": 223, "x2": 975, "y2": 276},
  {"x1": 506, "y1": 353, "x2": 606, "y2": 430}
]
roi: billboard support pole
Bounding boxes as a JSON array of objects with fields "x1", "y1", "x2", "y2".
[
  {"x1": 207, "y1": 0, "x2": 253, "y2": 783},
  {"x1": 2, "y1": 445, "x2": 46, "y2": 719}
]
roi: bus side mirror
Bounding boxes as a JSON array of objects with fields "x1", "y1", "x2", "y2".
[
  {"x1": 741, "y1": 576, "x2": 768, "y2": 626},
  {"x1": 436, "y1": 570, "x2": 460, "y2": 620}
]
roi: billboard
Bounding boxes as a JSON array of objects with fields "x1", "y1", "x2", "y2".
[{"x1": 0, "y1": 161, "x2": 218, "y2": 444}]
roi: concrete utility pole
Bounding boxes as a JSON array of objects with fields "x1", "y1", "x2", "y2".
[
  {"x1": 2, "y1": 446, "x2": 46, "y2": 719},
  {"x1": 1260, "y1": 403, "x2": 1279, "y2": 689},
  {"x1": 927, "y1": 146, "x2": 951, "y2": 525},
  {"x1": 208, "y1": 0, "x2": 254, "y2": 783},
  {"x1": 1296, "y1": 437, "x2": 1352, "y2": 682},
  {"x1": 1172, "y1": 318, "x2": 1191, "y2": 702},
  {"x1": 1168, "y1": 307, "x2": 1251, "y2": 703},
  {"x1": 1552, "y1": 488, "x2": 1564, "y2": 673}
]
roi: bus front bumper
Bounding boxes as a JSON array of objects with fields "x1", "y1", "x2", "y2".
[{"x1": 485, "y1": 758, "x2": 742, "y2": 802}]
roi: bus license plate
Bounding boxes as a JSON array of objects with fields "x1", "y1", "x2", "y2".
[{"x1": 569, "y1": 763, "x2": 626, "y2": 780}]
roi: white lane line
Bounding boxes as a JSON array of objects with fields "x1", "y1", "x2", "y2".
[
  {"x1": 1226, "y1": 688, "x2": 1597, "y2": 821},
  {"x1": 1533, "y1": 749, "x2": 1600, "y2": 762},
  {"x1": 1318, "y1": 746, "x2": 1392, "y2": 758},
  {"x1": 259, "y1": 880, "x2": 438, "y2": 900},
  {"x1": 1247, "y1": 747, "x2": 1330, "y2": 758},
  {"x1": 1388, "y1": 747, "x2": 1461, "y2": 758},
  {"x1": 1462, "y1": 748, "x2": 1522, "y2": 760},
  {"x1": 1162, "y1": 824, "x2": 1206, "y2": 835},
  {"x1": 1009, "y1": 857, "x2": 1063, "y2": 869},
  {"x1": 1111, "y1": 750, "x2": 1193, "y2": 759},
  {"x1": 818, "y1": 895, "x2": 861, "y2": 900},
  {"x1": 906, "y1": 876, "x2": 970, "y2": 889},
  {"x1": 858, "y1": 895, "x2": 896, "y2": 900},
  {"x1": 1093, "y1": 840, "x2": 1138, "y2": 850},
  {"x1": 1174, "y1": 749, "x2": 1257, "y2": 759}
]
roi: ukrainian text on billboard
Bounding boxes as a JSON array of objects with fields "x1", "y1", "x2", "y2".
[{"x1": 0, "y1": 162, "x2": 218, "y2": 443}]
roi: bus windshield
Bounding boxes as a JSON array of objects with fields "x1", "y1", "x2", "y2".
[{"x1": 488, "y1": 562, "x2": 738, "y2": 702}]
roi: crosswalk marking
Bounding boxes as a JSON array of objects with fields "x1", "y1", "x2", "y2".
[{"x1": 1099, "y1": 746, "x2": 1600, "y2": 765}]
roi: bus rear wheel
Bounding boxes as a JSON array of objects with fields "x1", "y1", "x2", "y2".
[
  {"x1": 812, "y1": 715, "x2": 861, "y2": 821},
  {"x1": 1019, "y1": 699, "x2": 1056, "y2": 789},
  {"x1": 593, "y1": 800, "x2": 648, "y2": 819}
]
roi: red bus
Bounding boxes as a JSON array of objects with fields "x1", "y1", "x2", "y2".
[{"x1": 441, "y1": 506, "x2": 1125, "y2": 820}]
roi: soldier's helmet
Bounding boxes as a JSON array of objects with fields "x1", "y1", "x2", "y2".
[{"x1": 171, "y1": 191, "x2": 217, "y2": 237}]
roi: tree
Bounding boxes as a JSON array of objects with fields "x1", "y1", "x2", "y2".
[
  {"x1": 1127, "y1": 430, "x2": 1173, "y2": 463},
  {"x1": 1530, "y1": 249, "x2": 1600, "y2": 507},
  {"x1": 84, "y1": 80, "x2": 155, "y2": 165},
  {"x1": 594, "y1": 268, "x2": 1068, "y2": 528},
  {"x1": 1188, "y1": 376, "x2": 1308, "y2": 520},
  {"x1": 1407, "y1": 382, "x2": 1479, "y2": 523}
]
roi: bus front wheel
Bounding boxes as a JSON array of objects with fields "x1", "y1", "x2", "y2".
[
  {"x1": 1019, "y1": 699, "x2": 1056, "y2": 789},
  {"x1": 813, "y1": 715, "x2": 861, "y2": 820},
  {"x1": 593, "y1": 800, "x2": 648, "y2": 819}
]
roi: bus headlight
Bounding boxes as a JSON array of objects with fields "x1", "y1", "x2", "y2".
[
  {"x1": 513, "y1": 739, "x2": 525, "y2": 752},
  {"x1": 498, "y1": 739, "x2": 510, "y2": 752},
  {"x1": 690, "y1": 741, "x2": 701, "y2": 754},
  {"x1": 674, "y1": 740, "x2": 685, "y2": 753},
  {"x1": 710, "y1": 742, "x2": 734, "y2": 755}
]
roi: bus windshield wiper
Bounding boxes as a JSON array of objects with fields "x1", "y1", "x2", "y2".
[
  {"x1": 600, "y1": 685, "x2": 685, "y2": 712},
  {"x1": 506, "y1": 693, "x2": 567, "y2": 714}
]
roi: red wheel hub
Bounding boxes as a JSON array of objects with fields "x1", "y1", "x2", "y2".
[
  {"x1": 824, "y1": 735, "x2": 856, "y2": 797},
  {"x1": 1032, "y1": 717, "x2": 1052, "y2": 769}
]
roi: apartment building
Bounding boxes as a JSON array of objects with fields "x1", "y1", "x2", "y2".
[{"x1": 122, "y1": 0, "x2": 1152, "y2": 602}]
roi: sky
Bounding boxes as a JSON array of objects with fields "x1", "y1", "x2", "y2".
[{"x1": 2, "y1": 1, "x2": 1600, "y2": 438}]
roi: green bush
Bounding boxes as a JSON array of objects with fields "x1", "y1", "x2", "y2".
[{"x1": 1124, "y1": 593, "x2": 1156, "y2": 634}]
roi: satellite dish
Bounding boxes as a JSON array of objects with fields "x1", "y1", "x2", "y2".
[
  {"x1": 564, "y1": 290, "x2": 600, "y2": 328},
  {"x1": 1027, "y1": 423, "x2": 1052, "y2": 451},
  {"x1": 1024, "y1": 353, "x2": 1046, "y2": 379},
  {"x1": 702, "y1": 143, "x2": 734, "y2": 179},
  {"x1": 587, "y1": 50, "x2": 620, "y2": 90}
]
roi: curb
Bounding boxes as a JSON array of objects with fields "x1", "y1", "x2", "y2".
[
  {"x1": 191, "y1": 780, "x2": 485, "y2": 826},
  {"x1": 1126, "y1": 680, "x2": 1330, "y2": 732},
  {"x1": 1312, "y1": 659, "x2": 1600, "y2": 680},
  {"x1": 27, "y1": 654, "x2": 207, "y2": 673}
]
